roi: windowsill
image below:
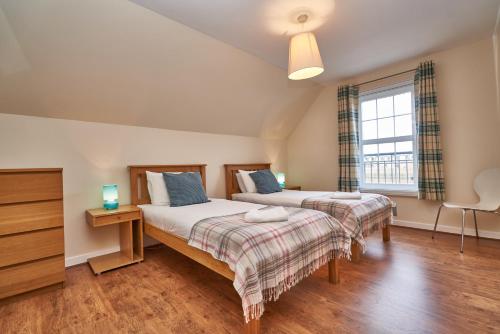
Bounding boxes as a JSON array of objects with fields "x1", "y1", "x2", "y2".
[{"x1": 360, "y1": 188, "x2": 418, "y2": 197}]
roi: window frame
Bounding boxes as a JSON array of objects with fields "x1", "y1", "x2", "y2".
[{"x1": 358, "y1": 81, "x2": 418, "y2": 195}]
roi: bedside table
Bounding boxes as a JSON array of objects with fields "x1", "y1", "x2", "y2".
[
  {"x1": 85, "y1": 205, "x2": 143, "y2": 275},
  {"x1": 284, "y1": 185, "x2": 301, "y2": 190}
]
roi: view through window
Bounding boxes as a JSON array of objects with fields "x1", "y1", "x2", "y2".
[{"x1": 359, "y1": 83, "x2": 417, "y2": 192}]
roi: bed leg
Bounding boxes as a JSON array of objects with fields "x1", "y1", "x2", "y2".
[
  {"x1": 328, "y1": 258, "x2": 340, "y2": 284},
  {"x1": 383, "y1": 224, "x2": 391, "y2": 242},
  {"x1": 244, "y1": 318, "x2": 260, "y2": 334},
  {"x1": 351, "y1": 241, "x2": 361, "y2": 262}
]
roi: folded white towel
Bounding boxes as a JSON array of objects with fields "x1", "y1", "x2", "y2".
[
  {"x1": 244, "y1": 206, "x2": 289, "y2": 223},
  {"x1": 330, "y1": 191, "x2": 362, "y2": 200}
]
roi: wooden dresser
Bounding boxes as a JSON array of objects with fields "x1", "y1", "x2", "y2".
[{"x1": 0, "y1": 168, "x2": 65, "y2": 299}]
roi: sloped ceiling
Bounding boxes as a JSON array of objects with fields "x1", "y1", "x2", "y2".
[
  {"x1": 132, "y1": 0, "x2": 500, "y2": 82},
  {"x1": 0, "y1": 0, "x2": 321, "y2": 139}
]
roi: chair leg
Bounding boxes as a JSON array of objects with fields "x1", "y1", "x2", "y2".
[
  {"x1": 473, "y1": 210, "x2": 479, "y2": 239},
  {"x1": 432, "y1": 204, "x2": 443, "y2": 239},
  {"x1": 460, "y1": 209, "x2": 467, "y2": 253}
]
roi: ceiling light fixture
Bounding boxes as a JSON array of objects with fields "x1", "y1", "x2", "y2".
[{"x1": 288, "y1": 14, "x2": 324, "y2": 80}]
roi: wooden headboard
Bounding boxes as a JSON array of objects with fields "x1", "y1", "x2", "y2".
[
  {"x1": 224, "y1": 163, "x2": 271, "y2": 199},
  {"x1": 129, "y1": 164, "x2": 207, "y2": 205}
]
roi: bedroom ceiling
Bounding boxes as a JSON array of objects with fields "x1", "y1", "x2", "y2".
[
  {"x1": 0, "y1": 0, "x2": 498, "y2": 139},
  {"x1": 131, "y1": 0, "x2": 500, "y2": 82}
]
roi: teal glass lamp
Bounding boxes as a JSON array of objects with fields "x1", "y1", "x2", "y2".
[
  {"x1": 275, "y1": 172, "x2": 286, "y2": 188},
  {"x1": 102, "y1": 184, "x2": 119, "y2": 210}
]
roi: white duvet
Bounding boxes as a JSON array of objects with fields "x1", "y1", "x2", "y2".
[
  {"x1": 139, "y1": 198, "x2": 265, "y2": 239},
  {"x1": 232, "y1": 190, "x2": 333, "y2": 207}
]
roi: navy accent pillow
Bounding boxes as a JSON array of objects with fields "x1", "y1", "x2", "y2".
[
  {"x1": 249, "y1": 169, "x2": 282, "y2": 194},
  {"x1": 163, "y1": 172, "x2": 209, "y2": 207}
]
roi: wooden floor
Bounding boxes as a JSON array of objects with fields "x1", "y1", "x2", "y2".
[{"x1": 1, "y1": 226, "x2": 500, "y2": 334}]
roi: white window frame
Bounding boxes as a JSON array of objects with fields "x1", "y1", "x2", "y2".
[{"x1": 358, "y1": 81, "x2": 418, "y2": 196}]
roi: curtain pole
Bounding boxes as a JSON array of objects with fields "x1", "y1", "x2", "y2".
[{"x1": 355, "y1": 68, "x2": 417, "y2": 87}]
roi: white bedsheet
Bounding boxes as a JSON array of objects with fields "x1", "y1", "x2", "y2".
[
  {"x1": 139, "y1": 198, "x2": 265, "y2": 239},
  {"x1": 232, "y1": 190, "x2": 333, "y2": 207}
]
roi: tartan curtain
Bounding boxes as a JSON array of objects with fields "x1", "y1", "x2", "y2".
[
  {"x1": 337, "y1": 85, "x2": 360, "y2": 192},
  {"x1": 414, "y1": 61, "x2": 445, "y2": 200}
]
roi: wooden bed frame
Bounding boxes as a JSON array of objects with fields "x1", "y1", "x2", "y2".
[
  {"x1": 129, "y1": 164, "x2": 340, "y2": 334},
  {"x1": 224, "y1": 163, "x2": 391, "y2": 262}
]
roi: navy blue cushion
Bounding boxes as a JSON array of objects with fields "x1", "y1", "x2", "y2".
[
  {"x1": 163, "y1": 172, "x2": 209, "y2": 207},
  {"x1": 249, "y1": 169, "x2": 282, "y2": 194}
]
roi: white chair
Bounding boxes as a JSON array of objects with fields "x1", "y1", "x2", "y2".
[{"x1": 432, "y1": 168, "x2": 500, "y2": 253}]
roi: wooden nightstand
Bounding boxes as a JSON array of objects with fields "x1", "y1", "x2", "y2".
[
  {"x1": 284, "y1": 185, "x2": 301, "y2": 190},
  {"x1": 85, "y1": 205, "x2": 143, "y2": 275}
]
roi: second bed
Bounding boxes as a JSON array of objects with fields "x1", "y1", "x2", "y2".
[{"x1": 225, "y1": 163, "x2": 393, "y2": 261}]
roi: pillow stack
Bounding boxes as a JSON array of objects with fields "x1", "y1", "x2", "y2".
[
  {"x1": 145, "y1": 171, "x2": 209, "y2": 207},
  {"x1": 163, "y1": 172, "x2": 209, "y2": 207},
  {"x1": 236, "y1": 169, "x2": 282, "y2": 194}
]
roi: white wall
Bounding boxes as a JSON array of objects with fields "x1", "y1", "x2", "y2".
[
  {"x1": 288, "y1": 86, "x2": 339, "y2": 191},
  {"x1": 288, "y1": 38, "x2": 500, "y2": 236},
  {"x1": 0, "y1": 113, "x2": 286, "y2": 265}
]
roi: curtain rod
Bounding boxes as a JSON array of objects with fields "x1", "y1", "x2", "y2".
[{"x1": 355, "y1": 68, "x2": 417, "y2": 87}]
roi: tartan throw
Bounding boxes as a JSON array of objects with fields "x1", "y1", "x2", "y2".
[
  {"x1": 302, "y1": 193, "x2": 392, "y2": 251},
  {"x1": 338, "y1": 85, "x2": 360, "y2": 192},
  {"x1": 415, "y1": 61, "x2": 445, "y2": 200},
  {"x1": 188, "y1": 207, "x2": 351, "y2": 322}
]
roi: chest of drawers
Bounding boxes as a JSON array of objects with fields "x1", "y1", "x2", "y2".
[{"x1": 0, "y1": 168, "x2": 65, "y2": 299}]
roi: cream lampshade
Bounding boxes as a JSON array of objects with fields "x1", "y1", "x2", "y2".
[{"x1": 288, "y1": 31, "x2": 324, "y2": 80}]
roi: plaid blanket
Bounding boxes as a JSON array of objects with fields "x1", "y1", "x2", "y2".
[
  {"x1": 188, "y1": 206, "x2": 351, "y2": 322},
  {"x1": 301, "y1": 193, "x2": 392, "y2": 251}
]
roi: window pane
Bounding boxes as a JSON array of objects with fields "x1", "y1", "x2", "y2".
[
  {"x1": 364, "y1": 158, "x2": 378, "y2": 184},
  {"x1": 395, "y1": 114, "x2": 413, "y2": 136},
  {"x1": 377, "y1": 96, "x2": 393, "y2": 118},
  {"x1": 378, "y1": 154, "x2": 394, "y2": 184},
  {"x1": 362, "y1": 120, "x2": 377, "y2": 140},
  {"x1": 395, "y1": 153, "x2": 414, "y2": 184},
  {"x1": 379, "y1": 142, "x2": 395, "y2": 154},
  {"x1": 377, "y1": 117, "x2": 394, "y2": 138},
  {"x1": 362, "y1": 100, "x2": 376, "y2": 120},
  {"x1": 363, "y1": 144, "x2": 378, "y2": 155},
  {"x1": 359, "y1": 85, "x2": 416, "y2": 189},
  {"x1": 396, "y1": 141, "x2": 413, "y2": 153},
  {"x1": 394, "y1": 92, "x2": 412, "y2": 115}
]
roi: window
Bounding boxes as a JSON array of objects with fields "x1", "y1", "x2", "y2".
[{"x1": 359, "y1": 83, "x2": 417, "y2": 193}]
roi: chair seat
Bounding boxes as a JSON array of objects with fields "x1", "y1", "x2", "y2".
[{"x1": 443, "y1": 201, "x2": 496, "y2": 211}]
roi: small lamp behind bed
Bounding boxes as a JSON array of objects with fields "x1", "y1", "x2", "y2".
[{"x1": 275, "y1": 172, "x2": 286, "y2": 188}]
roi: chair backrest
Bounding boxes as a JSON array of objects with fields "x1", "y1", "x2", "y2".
[{"x1": 473, "y1": 168, "x2": 500, "y2": 211}]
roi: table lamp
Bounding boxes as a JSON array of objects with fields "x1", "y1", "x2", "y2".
[
  {"x1": 102, "y1": 184, "x2": 119, "y2": 210},
  {"x1": 275, "y1": 172, "x2": 286, "y2": 188}
]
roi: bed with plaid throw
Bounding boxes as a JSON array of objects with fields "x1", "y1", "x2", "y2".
[
  {"x1": 301, "y1": 193, "x2": 392, "y2": 251},
  {"x1": 187, "y1": 206, "x2": 351, "y2": 322}
]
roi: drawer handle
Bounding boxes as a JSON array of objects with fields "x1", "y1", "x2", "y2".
[{"x1": 117, "y1": 215, "x2": 122, "y2": 220}]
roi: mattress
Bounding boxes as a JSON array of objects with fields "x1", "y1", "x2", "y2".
[
  {"x1": 139, "y1": 198, "x2": 265, "y2": 239},
  {"x1": 232, "y1": 190, "x2": 333, "y2": 207}
]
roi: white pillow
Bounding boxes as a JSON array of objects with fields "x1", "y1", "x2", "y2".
[
  {"x1": 236, "y1": 173, "x2": 247, "y2": 193},
  {"x1": 146, "y1": 171, "x2": 170, "y2": 205},
  {"x1": 238, "y1": 170, "x2": 257, "y2": 193}
]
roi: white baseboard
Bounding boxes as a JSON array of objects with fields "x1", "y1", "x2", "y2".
[
  {"x1": 393, "y1": 219, "x2": 500, "y2": 240},
  {"x1": 65, "y1": 246, "x2": 121, "y2": 267}
]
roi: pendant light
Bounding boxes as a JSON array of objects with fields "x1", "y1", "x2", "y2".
[{"x1": 288, "y1": 14, "x2": 324, "y2": 80}]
